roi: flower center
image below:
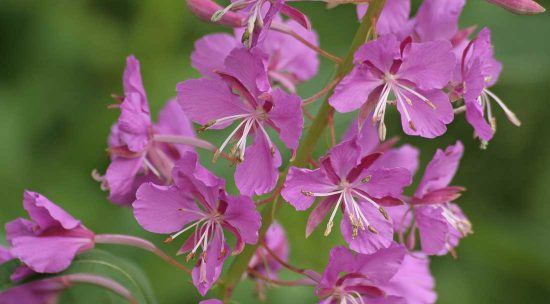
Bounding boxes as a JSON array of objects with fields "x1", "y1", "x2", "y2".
[{"x1": 301, "y1": 177, "x2": 389, "y2": 238}]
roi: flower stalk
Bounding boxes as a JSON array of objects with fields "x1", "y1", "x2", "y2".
[{"x1": 217, "y1": 1, "x2": 387, "y2": 301}]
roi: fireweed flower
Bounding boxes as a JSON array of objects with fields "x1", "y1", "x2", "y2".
[
  {"x1": 5, "y1": 191, "x2": 95, "y2": 274},
  {"x1": 133, "y1": 152, "x2": 261, "y2": 295},
  {"x1": 282, "y1": 139, "x2": 411, "y2": 254},
  {"x1": 178, "y1": 48, "x2": 303, "y2": 196},
  {"x1": 453, "y1": 28, "x2": 521, "y2": 145},
  {"x1": 249, "y1": 222, "x2": 288, "y2": 276},
  {"x1": 211, "y1": 0, "x2": 311, "y2": 47},
  {"x1": 314, "y1": 244, "x2": 406, "y2": 304},
  {"x1": 94, "y1": 55, "x2": 195, "y2": 205},
  {"x1": 192, "y1": 16, "x2": 319, "y2": 92},
  {"x1": 329, "y1": 35, "x2": 455, "y2": 140},
  {"x1": 392, "y1": 141, "x2": 472, "y2": 256}
]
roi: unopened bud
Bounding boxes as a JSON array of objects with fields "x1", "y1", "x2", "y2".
[
  {"x1": 186, "y1": 0, "x2": 244, "y2": 27},
  {"x1": 486, "y1": 0, "x2": 545, "y2": 15}
]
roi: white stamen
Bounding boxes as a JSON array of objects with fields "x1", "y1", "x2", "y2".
[{"x1": 483, "y1": 89, "x2": 521, "y2": 126}]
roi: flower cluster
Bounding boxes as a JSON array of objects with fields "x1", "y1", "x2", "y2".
[{"x1": 2, "y1": 0, "x2": 542, "y2": 303}]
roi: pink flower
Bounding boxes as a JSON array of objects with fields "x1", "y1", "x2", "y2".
[
  {"x1": 178, "y1": 48, "x2": 303, "y2": 196},
  {"x1": 314, "y1": 244, "x2": 406, "y2": 303},
  {"x1": 192, "y1": 16, "x2": 319, "y2": 92},
  {"x1": 329, "y1": 35, "x2": 455, "y2": 139},
  {"x1": 282, "y1": 138, "x2": 411, "y2": 254},
  {"x1": 454, "y1": 28, "x2": 520, "y2": 144},
  {"x1": 5, "y1": 191, "x2": 95, "y2": 274},
  {"x1": 95, "y1": 56, "x2": 195, "y2": 205},
  {"x1": 249, "y1": 222, "x2": 288, "y2": 277},
  {"x1": 199, "y1": 299, "x2": 223, "y2": 304},
  {"x1": 393, "y1": 141, "x2": 472, "y2": 256},
  {"x1": 133, "y1": 152, "x2": 261, "y2": 295},
  {"x1": 487, "y1": 0, "x2": 545, "y2": 14}
]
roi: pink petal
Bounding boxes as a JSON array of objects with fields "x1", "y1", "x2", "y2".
[
  {"x1": 396, "y1": 89, "x2": 454, "y2": 138},
  {"x1": 22, "y1": 191, "x2": 81, "y2": 231},
  {"x1": 192, "y1": 231, "x2": 228, "y2": 296},
  {"x1": 341, "y1": 203, "x2": 394, "y2": 254},
  {"x1": 133, "y1": 183, "x2": 201, "y2": 234},
  {"x1": 223, "y1": 48, "x2": 270, "y2": 97},
  {"x1": 357, "y1": 0, "x2": 411, "y2": 36},
  {"x1": 10, "y1": 236, "x2": 93, "y2": 273},
  {"x1": 414, "y1": 0, "x2": 465, "y2": 42},
  {"x1": 354, "y1": 35, "x2": 401, "y2": 73},
  {"x1": 415, "y1": 141, "x2": 464, "y2": 197},
  {"x1": 382, "y1": 253, "x2": 437, "y2": 304},
  {"x1": 191, "y1": 33, "x2": 239, "y2": 78},
  {"x1": 268, "y1": 88, "x2": 303, "y2": 150},
  {"x1": 105, "y1": 155, "x2": 147, "y2": 205},
  {"x1": 155, "y1": 99, "x2": 196, "y2": 157},
  {"x1": 355, "y1": 168, "x2": 412, "y2": 199},
  {"x1": 282, "y1": 167, "x2": 336, "y2": 211},
  {"x1": 223, "y1": 195, "x2": 262, "y2": 244},
  {"x1": 329, "y1": 66, "x2": 382, "y2": 113},
  {"x1": 5, "y1": 218, "x2": 35, "y2": 242},
  {"x1": 415, "y1": 206, "x2": 449, "y2": 255},
  {"x1": 177, "y1": 78, "x2": 250, "y2": 127},
  {"x1": 355, "y1": 243, "x2": 406, "y2": 284},
  {"x1": 235, "y1": 131, "x2": 281, "y2": 196},
  {"x1": 398, "y1": 40, "x2": 455, "y2": 90}
]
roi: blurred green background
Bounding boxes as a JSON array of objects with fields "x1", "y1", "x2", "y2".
[{"x1": 1, "y1": 0, "x2": 549, "y2": 303}]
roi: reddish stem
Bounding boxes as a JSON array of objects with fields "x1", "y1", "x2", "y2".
[{"x1": 95, "y1": 234, "x2": 192, "y2": 274}]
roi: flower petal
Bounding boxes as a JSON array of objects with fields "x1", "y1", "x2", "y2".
[
  {"x1": 355, "y1": 168, "x2": 412, "y2": 199},
  {"x1": 414, "y1": 0, "x2": 465, "y2": 42},
  {"x1": 306, "y1": 196, "x2": 338, "y2": 237},
  {"x1": 133, "y1": 183, "x2": 201, "y2": 234},
  {"x1": 22, "y1": 191, "x2": 80, "y2": 231},
  {"x1": 329, "y1": 66, "x2": 382, "y2": 113},
  {"x1": 415, "y1": 141, "x2": 463, "y2": 198},
  {"x1": 235, "y1": 131, "x2": 282, "y2": 196},
  {"x1": 355, "y1": 243, "x2": 406, "y2": 284},
  {"x1": 268, "y1": 88, "x2": 303, "y2": 150},
  {"x1": 415, "y1": 206, "x2": 449, "y2": 255},
  {"x1": 282, "y1": 167, "x2": 335, "y2": 211},
  {"x1": 155, "y1": 99, "x2": 196, "y2": 157},
  {"x1": 177, "y1": 78, "x2": 250, "y2": 128},
  {"x1": 191, "y1": 33, "x2": 239, "y2": 78},
  {"x1": 10, "y1": 236, "x2": 93, "y2": 273},
  {"x1": 341, "y1": 202, "x2": 393, "y2": 254},
  {"x1": 396, "y1": 89, "x2": 454, "y2": 138},
  {"x1": 398, "y1": 40, "x2": 455, "y2": 90},
  {"x1": 105, "y1": 155, "x2": 148, "y2": 205},
  {"x1": 357, "y1": 0, "x2": 411, "y2": 36},
  {"x1": 223, "y1": 195, "x2": 262, "y2": 245}
]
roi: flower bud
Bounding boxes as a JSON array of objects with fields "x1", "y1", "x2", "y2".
[
  {"x1": 186, "y1": 0, "x2": 244, "y2": 27},
  {"x1": 486, "y1": 0, "x2": 545, "y2": 14}
]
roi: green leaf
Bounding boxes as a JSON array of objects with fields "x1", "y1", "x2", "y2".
[{"x1": 0, "y1": 249, "x2": 157, "y2": 304}]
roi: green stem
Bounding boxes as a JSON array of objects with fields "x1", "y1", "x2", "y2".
[{"x1": 218, "y1": 1, "x2": 387, "y2": 301}]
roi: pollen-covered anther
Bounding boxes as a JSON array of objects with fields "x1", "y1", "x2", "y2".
[
  {"x1": 367, "y1": 225, "x2": 378, "y2": 234},
  {"x1": 301, "y1": 190, "x2": 314, "y2": 196},
  {"x1": 324, "y1": 221, "x2": 334, "y2": 237},
  {"x1": 163, "y1": 236, "x2": 174, "y2": 244},
  {"x1": 361, "y1": 175, "x2": 372, "y2": 183},
  {"x1": 186, "y1": 252, "x2": 195, "y2": 262},
  {"x1": 379, "y1": 207, "x2": 390, "y2": 220},
  {"x1": 198, "y1": 120, "x2": 216, "y2": 133}
]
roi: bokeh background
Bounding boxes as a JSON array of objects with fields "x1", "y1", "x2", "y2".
[{"x1": 1, "y1": 0, "x2": 549, "y2": 303}]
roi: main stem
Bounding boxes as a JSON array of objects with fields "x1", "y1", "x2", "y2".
[{"x1": 218, "y1": 1, "x2": 386, "y2": 301}]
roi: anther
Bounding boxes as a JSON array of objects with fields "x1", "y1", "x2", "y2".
[
  {"x1": 379, "y1": 207, "x2": 389, "y2": 220},
  {"x1": 186, "y1": 252, "x2": 195, "y2": 262},
  {"x1": 324, "y1": 221, "x2": 334, "y2": 237},
  {"x1": 301, "y1": 190, "x2": 314, "y2": 196},
  {"x1": 361, "y1": 175, "x2": 372, "y2": 183},
  {"x1": 367, "y1": 225, "x2": 378, "y2": 234},
  {"x1": 163, "y1": 236, "x2": 174, "y2": 244}
]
